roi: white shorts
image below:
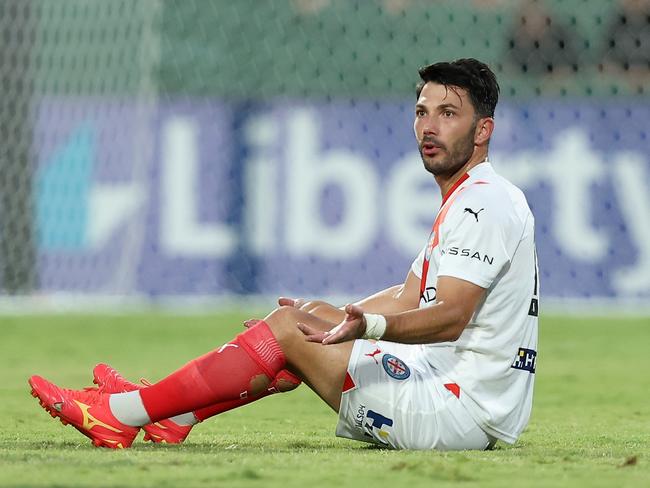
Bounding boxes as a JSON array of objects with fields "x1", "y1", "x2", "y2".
[{"x1": 336, "y1": 339, "x2": 495, "y2": 450}]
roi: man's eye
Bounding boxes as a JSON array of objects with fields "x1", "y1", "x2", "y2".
[
  {"x1": 443, "y1": 111, "x2": 454, "y2": 117},
  {"x1": 416, "y1": 110, "x2": 426, "y2": 117}
]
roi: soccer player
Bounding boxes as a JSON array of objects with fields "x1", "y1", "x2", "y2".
[{"x1": 29, "y1": 58, "x2": 538, "y2": 450}]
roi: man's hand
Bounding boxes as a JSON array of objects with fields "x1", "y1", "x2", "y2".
[{"x1": 298, "y1": 304, "x2": 367, "y2": 345}]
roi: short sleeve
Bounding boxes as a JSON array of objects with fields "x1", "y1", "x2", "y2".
[{"x1": 437, "y1": 191, "x2": 515, "y2": 288}]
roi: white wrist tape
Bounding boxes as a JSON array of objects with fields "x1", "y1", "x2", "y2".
[{"x1": 362, "y1": 313, "x2": 387, "y2": 340}]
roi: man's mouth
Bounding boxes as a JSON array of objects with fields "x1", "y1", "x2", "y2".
[{"x1": 421, "y1": 142, "x2": 442, "y2": 156}]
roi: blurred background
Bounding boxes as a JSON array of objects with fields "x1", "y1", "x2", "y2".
[{"x1": 0, "y1": 0, "x2": 649, "y2": 312}]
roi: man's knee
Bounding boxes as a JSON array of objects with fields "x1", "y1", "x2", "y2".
[
  {"x1": 298, "y1": 300, "x2": 327, "y2": 313},
  {"x1": 264, "y1": 306, "x2": 303, "y2": 342}
]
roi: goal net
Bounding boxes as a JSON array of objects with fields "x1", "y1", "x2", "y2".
[{"x1": 1, "y1": 0, "x2": 648, "y2": 308}]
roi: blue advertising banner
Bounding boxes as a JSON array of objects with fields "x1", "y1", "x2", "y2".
[{"x1": 33, "y1": 98, "x2": 650, "y2": 302}]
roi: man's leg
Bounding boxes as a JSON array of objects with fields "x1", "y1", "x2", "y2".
[
  {"x1": 91, "y1": 362, "x2": 302, "y2": 443},
  {"x1": 184, "y1": 306, "x2": 347, "y2": 420},
  {"x1": 166, "y1": 304, "x2": 347, "y2": 421},
  {"x1": 130, "y1": 306, "x2": 351, "y2": 421},
  {"x1": 29, "y1": 305, "x2": 355, "y2": 448},
  {"x1": 91, "y1": 309, "x2": 343, "y2": 444},
  {"x1": 263, "y1": 306, "x2": 353, "y2": 411},
  {"x1": 190, "y1": 306, "x2": 351, "y2": 416}
]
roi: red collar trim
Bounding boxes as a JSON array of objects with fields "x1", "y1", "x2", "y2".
[{"x1": 441, "y1": 172, "x2": 470, "y2": 206}]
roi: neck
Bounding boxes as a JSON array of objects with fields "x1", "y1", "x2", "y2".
[{"x1": 435, "y1": 149, "x2": 488, "y2": 198}]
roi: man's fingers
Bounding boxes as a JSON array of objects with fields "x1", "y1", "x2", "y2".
[
  {"x1": 321, "y1": 323, "x2": 353, "y2": 345},
  {"x1": 298, "y1": 318, "x2": 357, "y2": 345},
  {"x1": 297, "y1": 322, "x2": 327, "y2": 343},
  {"x1": 243, "y1": 319, "x2": 260, "y2": 329},
  {"x1": 297, "y1": 322, "x2": 314, "y2": 334},
  {"x1": 321, "y1": 331, "x2": 344, "y2": 345}
]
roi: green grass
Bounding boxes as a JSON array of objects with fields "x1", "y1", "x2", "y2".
[{"x1": 1, "y1": 312, "x2": 649, "y2": 487}]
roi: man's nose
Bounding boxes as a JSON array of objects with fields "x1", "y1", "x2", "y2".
[{"x1": 420, "y1": 115, "x2": 438, "y2": 135}]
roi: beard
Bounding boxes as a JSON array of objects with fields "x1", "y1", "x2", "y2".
[{"x1": 418, "y1": 123, "x2": 476, "y2": 177}]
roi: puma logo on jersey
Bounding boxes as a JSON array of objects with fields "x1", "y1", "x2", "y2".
[{"x1": 464, "y1": 207, "x2": 484, "y2": 222}]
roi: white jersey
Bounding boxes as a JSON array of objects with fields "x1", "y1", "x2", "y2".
[{"x1": 411, "y1": 161, "x2": 538, "y2": 443}]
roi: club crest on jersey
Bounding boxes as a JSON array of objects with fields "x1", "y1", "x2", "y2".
[
  {"x1": 511, "y1": 348, "x2": 537, "y2": 373},
  {"x1": 382, "y1": 354, "x2": 410, "y2": 380}
]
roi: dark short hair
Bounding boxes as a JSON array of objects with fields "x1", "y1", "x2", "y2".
[{"x1": 416, "y1": 58, "x2": 500, "y2": 118}]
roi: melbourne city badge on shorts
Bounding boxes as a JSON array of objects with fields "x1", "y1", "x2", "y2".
[{"x1": 382, "y1": 354, "x2": 411, "y2": 380}]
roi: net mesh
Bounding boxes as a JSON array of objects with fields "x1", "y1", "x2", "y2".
[{"x1": 1, "y1": 0, "x2": 649, "y2": 304}]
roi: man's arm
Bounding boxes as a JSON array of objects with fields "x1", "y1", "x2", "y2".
[
  {"x1": 354, "y1": 271, "x2": 421, "y2": 314},
  {"x1": 299, "y1": 275, "x2": 485, "y2": 345},
  {"x1": 381, "y1": 276, "x2": 484, "y2": 343},
  {"x1": 278, "y1": 270, "x2": 421, "y2": 324}
]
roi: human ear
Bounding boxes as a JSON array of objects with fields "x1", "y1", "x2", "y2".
[{"x1": 474, "y1": 117, "x2": 494, "y2": 146}]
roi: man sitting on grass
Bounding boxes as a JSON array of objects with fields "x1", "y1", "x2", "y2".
[{"x1": 29, "y1": 58, "x2": 538, "y2": 451}]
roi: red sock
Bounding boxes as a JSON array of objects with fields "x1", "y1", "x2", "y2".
[
  {"x1": 193, "y1": 369, "x2": 302, "y2": 422},
  {"x1": 139, "y1": 321, "x2": 286, "y2": 422}
]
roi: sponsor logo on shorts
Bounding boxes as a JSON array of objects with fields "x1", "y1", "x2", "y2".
[
  {"x1": 354, "y1": 404, "x2": 366, "y2": 429},
  {"x1": 363, "y1": 409, "x2": 393, "y2": 445},
  {"x1": 382, "y1": 354, "x2": 410, "y2": 380},
  {"x1": 511, "y1": 347, "x2": 537, "y2": 373},
  {"x1": 364, "y1": 347, "x2": 382, "y2": 364}
]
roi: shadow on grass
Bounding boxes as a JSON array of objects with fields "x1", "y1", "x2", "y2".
[
  {"x1": 5, "y1": 434, "x2": 516, "y2": 456},
  {"x1": 5, "y1": 437, "x2": 355, "y2": 453}
]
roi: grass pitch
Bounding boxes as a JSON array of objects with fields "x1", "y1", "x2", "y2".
[{"x1": 1, "y1": 312, "x2": 649, "y2": 488}]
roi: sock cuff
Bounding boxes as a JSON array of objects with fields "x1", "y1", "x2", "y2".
[
  {"x1": 236, "y1": 320, "x2": 286, "y2": 377},
  {"x1": 274, "y1": 369, "x2": 301, "y2": 385}
]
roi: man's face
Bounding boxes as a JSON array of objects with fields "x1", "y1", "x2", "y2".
[{"x1": 413, "y1": 82, "x2": 478, "y2": 178}]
